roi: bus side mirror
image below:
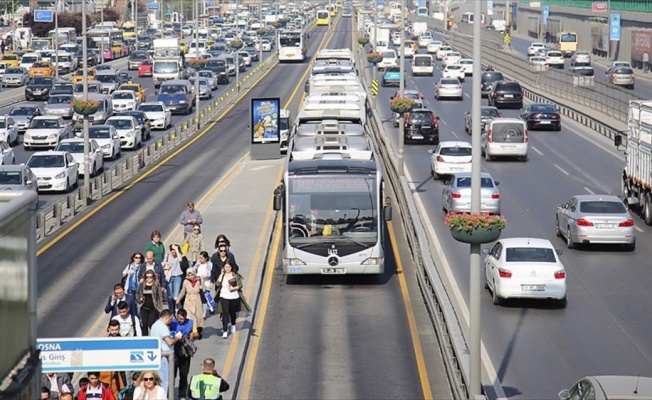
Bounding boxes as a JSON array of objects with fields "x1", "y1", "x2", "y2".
[
  {"x1": 273, "y1": 185, "x2": 283, "y2": 211},
  {"x1": 304, "y1": 80, "x2": 309, "y2": 92},
  {"x1": 383, "y1": 196, "x2": 392, "y2": 221}
]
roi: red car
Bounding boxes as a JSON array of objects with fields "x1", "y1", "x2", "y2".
[{"x1": 138, "y1": 59, "x2": 153, "y2": 77}]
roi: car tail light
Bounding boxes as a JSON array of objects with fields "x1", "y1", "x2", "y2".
[
  {"x1": 554, "y1": 270, "x2": 566, "y2": 279},
  {"x1": 436, "y1": 156, "x2": 445, "y2": 162},
  {"x1": 491, "y1": 193, "x2": 500, "y2": 199},
  {"x1": 487, "y1": 129, "x2": 492, "y2": 143},
  {"x1": 619, "y1": 219, "x2": 634, "y2": 227},
  {"x1": 552, "y1": 113, "x2": 560, "y2": 119},
  {"x1": 498, "y1": 268, "x2": 512, "y2": 278},
  {"x1": 576, "y1": 218, "x2": 594, "y2": 226},
  {"x1": 518, "y1": 93, "x2": 524, "y2": 98},
  {"x1": 404, "y1": 113, "x2": 411, "y2": 125},
  {"x1": 492, "y1": 93, "x2": 497, "y2": 98},
  {"x1": 456, "y1": 86, "x2": 462, "y2": 89},
  {"x1": 451, "y1": 192, "x2": 461, "y2": 198},
  {"x1": 531, "y1": 113, "x2": 540, "y2": 119},
  {"x1": 432, "y1": 116, "x2": 439, "y2": 128},
  {"x1": 524, "y1": 129, "x2": 528, "y2": 144}
]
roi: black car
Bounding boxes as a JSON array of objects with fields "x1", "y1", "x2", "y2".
[
  {"x1": 117, "y1": 110, "x2": 152, "y2": 141},
  {"x1": 480, "y1": 71, "x2": 505, "y2": 98},
  {"x1": 244, "y1": 46, "x2": 259, "y2": 61},
  {"x1": 117, "y1": 72, "x2": 132, "y2": 84},
  {"x1": 204, "y1": 60, "x2": 229, "y2": 84},
  {"x1": 520, "y1": 103, "x2": 561, "y2": 131},
  {"x1": 403, "y1": 109, "x2": 440, "y2": 144},
  {"x1": 76, "y1": 50, "x2": 96, "y2": 67},
  {"x1": 25, "y1": 76, "x2": 55, "y2": 101},
  {"x1": 487, "y1": 80, "x2": 523, "y2": 109},
  {"x1": 49, "y1": 82, "x2": 74, "y2": 96}
]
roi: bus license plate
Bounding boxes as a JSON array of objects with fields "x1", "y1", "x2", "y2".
[{"x1": 321, "y1": 268, "x2": 346, "y2": 275}]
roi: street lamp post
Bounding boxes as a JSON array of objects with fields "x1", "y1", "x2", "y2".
[
  {"x1": 82, "y1": 0, "x2": 90, "y2": 201},
  {"x1": 194, "y1": 0, "x2": 199, "y2": 129},
  {"x1": 100, "y1": 2, "x2": 105, "y2": 64},
  {"x1": 469, "y1": 0, "x2": 483, "y2": 396},
  {"x1": 372, "y1": 1, "x2": 378, "y2": 109},
  {"x1": 54, "y1": 0, "x2": 58, "y2": 78},
  {"x1": 133, "y1": 0, "x2": 139, "y2": 49},
  {"x1": 235, "y1": 0, "x2": 239, "y2": 92},
  {"x1": 397, "y1": 0, "x2": 405, "y2": 177}
]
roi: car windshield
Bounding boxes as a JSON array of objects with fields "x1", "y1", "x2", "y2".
[
  {"x1": 440, "y1": 147, "x2": 472, "y2": 156},
  {"x1": 531, "y1": 104, "x2": 557, "y2": 112},
  {"x1": 6, "y1": 68, "x2": 23, "y2": 74},
  {"x1": 48, "y1": 95, "x2": 72, "y2": 104},
  {"x1": 0, "y1": 120, "x2": 6, "y2": 128},
  {"x1": 579, "y1": 200, "x2": 627, "y2": 214},
  {"x1": 615, "y1": 68, "x2": 633, "y2": 74},
  {"x1": 199, "y1": 72, "x2": 212, "y2": 78},
  {"x1": 29, "y1": 119, "x2": 59, "y2": 129},
  {"x1": 21, "y1": 56, "x2": 38, "y2": 63},
  {"x1": 574, "y1": 68, "x2": 594, "y2": 76},
  {"x1": 160, "y1": 85, "x2": 185, "y2": 95},
  {"x1": 120, "y1": 112, "x2": 144, "y2": 123},
  {"x1": 96, "y1": 74, "x2": 117, "y2": 82},
  {"x1": 409, "y1": 112, "x2": 432, "y2": 122},
  {"x1": 32, "y1": 62, "x2": 49, "y2": 68},
  {"x1": 107, "y1": 119, "x2": 133, "y2": 129},
  {"x1": 27, "y1": 155, "x2": 64, "y2": 168},
  {"x1": 88, "y1": 127, "x2": 111, "y2": 138},
  {"x1": 139, "y1": 104, "x2": 163, "y2": 112},
  {"x1": 31, "y1": 77, "x2": 53, "y2": 85},
  {"x1": 0, "y1": 171, "x2": 22, "y2": 184},
  {"x1": 56, "y1": 142, "x2": 84, "y2": 153},
  {"x1": 113, "y1": 92, "x2": 134, "y2": 100},
  {"x1": 441, "y1": 79, "x2": 459, "y2": 85},
  {"x1": 455, "y1": 177, "x2": 494, "y2": 188},
  {"x1": 481, "y1": 108, "x2": 500, "y2": 117},
  {"x1": 498, "y1": 82, "x2": 521, "y2": 91},
  {"x1": 52, "y1": 83, "x2": 72, "y2": 90},
  {"x1": 505, "y1": 247, "x2": 556, "y2": 263},
  {"x1": 130, "y1": 52, "x2": 147, "y2": 59},
  {"x1": 9, "y1": 107, "x2": 34, "y2": 116}
]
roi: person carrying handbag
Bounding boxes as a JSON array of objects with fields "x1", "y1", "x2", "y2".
[
  {"x1": 216, "y1": 263, "x2": 251, "y2": 339},
  {"x1": 176, "y1": 269, "x2": 206, "y2": 339}
]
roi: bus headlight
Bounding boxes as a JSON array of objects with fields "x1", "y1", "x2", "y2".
[
  {"x1": 361, "y1": 257, "x2": 384, "y2": 265},
  {"x1": 283, "y1": 258, "x2": 306, "y2": 266}
]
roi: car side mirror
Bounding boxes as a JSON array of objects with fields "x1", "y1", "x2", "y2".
[
  {"x1": 558, "y1": 389, "x2": 571, "y2": 400},
  {"x1": 25, "y1": 179, "x2": 32, "y2": 185},
  {"x1": 494, "y1": 181, "x2": 500, "y2": 186},
  {"x1": 436, "y1": 116, "x2": 440, "y2": 120},
  {"x1": 481, "y1": 248, "x2": 490, "y2": 255}
]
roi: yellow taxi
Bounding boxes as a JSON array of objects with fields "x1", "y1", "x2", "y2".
[
  {"x1": 118, "y1": 83, "x2": 146, "y2": 103},
  {"x1": 29, "y1": 61, "x2": 55, "y2": 78},
  {"x1": 71, "y1": 67, "x2": 96, "y2": 84},
  {"x1": 0, "y1": 53, "x2": 20, "y2": 67},
  {"x1": 179, "y1": 42, "x2": 188, "y2": 54},
  {"x1": 404, "y1": 40, "x2": 418, "y2": 53}
]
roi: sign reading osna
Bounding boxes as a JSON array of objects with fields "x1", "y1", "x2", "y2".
[{"x1": 37, "y1": 337, "x2": 161, "y2": 373}]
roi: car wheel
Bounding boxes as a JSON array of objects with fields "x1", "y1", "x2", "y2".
[
  {"x1": 554, "y1": 297, "x2": 567, "y2": 308},
  {"x1": 624, "y1": 241, "x2": 636, "y2": 252},
  {"x1": 645, "y1": 193, "x2": 652, "y2": 226},
  {"x1": 566, "y1": 225, "x2": 576, "y2": 249},
  {"x1": 555, "y1": 125, "x2": 562, "y2": 131},
  {"x1": 64, "y1": 176, "x2": 70, "y2": 193},
  {"x1": 520, "y1": 155, "x2": 528, "y2": 162},
  {"x1": 491, "y1": 282, "x2": 503, "y2": 306},
  {"x1": 484, "y1": 270, "x2": 489, "y2": 289},
  {"x1": 484, "y1": 151, "x2": 492, "y2": 161},
  {"x1": 555, "y1": 217, "x2": 562, "y2": 237}
]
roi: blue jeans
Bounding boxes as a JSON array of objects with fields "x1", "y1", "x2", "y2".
[
  {"x1": 168, "y1": 275, "x2": 183, "y2": 313},
  {"x1": 159, "y1": 356, "x2": 169, "y2": 394}
]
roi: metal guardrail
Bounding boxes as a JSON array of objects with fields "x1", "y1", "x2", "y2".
[
  {"x1": 356, "y1": 47, "x2": 472, "y2": 400},
  {"x1": 35, "y1": 53, "x2": 279, "y2": 243}
]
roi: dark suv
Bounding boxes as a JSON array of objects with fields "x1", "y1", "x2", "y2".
[
  {"x1": 480, "y1": 71, "x2": 504, "y2": 98},
  {"x1": 404, "y1": 109, "x2": 440, "y2": 144},
  {"x1": 488, "y1": 81, "x2": 523, "y2": 109}
]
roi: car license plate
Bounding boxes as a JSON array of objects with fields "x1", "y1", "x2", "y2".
[
  {"x1": 287, "y1": 53, "x2": 295, "y2": 57},
  {"x1": 411, "y1": 134, "x2": 424, "y2": 140},
  {"x1": 451, "y1": 167, "x2": 464, "y2": 172},
  {"x1": 596, "y1": 223, "x2": 616, "y2": 229},
  {"x1": 504, "y1": 94, "x2": 513, "y2": 98},
  {"x1": 540, "y1": 120, "x2": 551, "y2": 124},
  {"x1": 502, "y1": 146, "x2": 516, "y2": 150},
  {"x1": 521, "y1": 285, "x2": 545, "y2": 291},
  {"x1": 321, "y1": 268, "x2": 345, "y2": 275}
]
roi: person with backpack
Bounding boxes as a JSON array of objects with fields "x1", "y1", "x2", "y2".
[
  {"x1": 111, "y1": 301, "x2": 142, "y2": 337},
  {"x1": 170, "y1": 309, "x2": 197, "y2": 400},
  {"x1": 117, "y1": 372, "x2": 140, "y2": 400}
]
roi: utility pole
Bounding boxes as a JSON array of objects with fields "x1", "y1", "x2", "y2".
[
  {"x1": 54, "y1": 0, "x2": 58, "y2": 78},
  {"x1": 397, "y1": 0, "x2": 405, "y2": 176},
  {"x1": 194, "y1": 0, "x2": 199, "y2": 129},
  {"x1": 82, "y1": 0, "x2": 90, "y2": 201}
]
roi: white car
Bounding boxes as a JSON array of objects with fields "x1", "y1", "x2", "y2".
[
  {"x1": 138, "y1": 102, "x2": 171, "y2": 130},
  {"x1": 255, "y1": 39, "x2": 271, "y2": 52},
  {"x1": 0, "y1": 116, "x2": 18, "y2": 146},
  {"x1": 429, "y1": 141, "x2": 472, "y2": 179},
  {"x1": 483, "y1": 237, "x2": 567, "y2": 308},
  {"x1": 418, "y1": 34, "x2": 433, "y2": 48},
  {"x1": 402, "y1": 44, "x2": 415, "y2": 58},
  {"x1": 435, "y1": 45, "x2": 453, "y2": 61},
  {"x1": 87, "y1": 125, "x2": 122, "y2": 159},
  {"x1": 112, "y1": 90, "x2": 140, "y2": 112},
  {"x1": 105, "y1": 116, "x2": 142, "y2": 150},
  {"x1": 23, "y1": 116, "x2": 72, "y2": 150},
  {"x1": 458, "y1": 58, "x2": 474, "y2": 75},
  {"x1": 435, "y1": 78, "x2": 463, "y2": 100},
  {"x1": 0, "y1": 140, "x2": 15, "y2": 165},
  {"x1": 237, "y1": 50, "x2": 252, "y2": 66},
  {"x1": 442, "y1": 65, "x2": 465, "y2": 81},
  {"x1": 391, "y1": 33, "x2": 402, "y2": 46},
  {"x1": 442, "y1": 51, "x2": 462, "y2": 67},
  {"x1": 55, "y1": 138, "x2": 104, "y2": 177},
  {"x1": 198, "y1": 70, "x2": 218, "y2": 90},
  {"x1": 527, "y1": 42, "x2": 546, "y2": 56},
  {"x1": 26, "y1": 151, "x2": 79, "y2": 192},
  {"x1": 545, "y1": 50, "x2": 565, "y2": 69},
  {"x1": 427, "y1": 40, "x2": 443, "y2": 54},
  {"x1": 377, "y1": 49, "x2": 398, "y2": 69}
]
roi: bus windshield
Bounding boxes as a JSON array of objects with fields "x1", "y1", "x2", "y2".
[{"x1": 561, "y1": 33, "x2": 577, "y2": 42}]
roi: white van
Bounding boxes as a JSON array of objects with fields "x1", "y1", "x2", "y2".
[
  {"x1": 19, "y1": 53, "x2": 41, "y2": 70},
  {"x1": 412, "y1": 54, "x2": 434, "y2": 76},
  {"x1": 377, "y1": 49, "x2": 397, "y2": 69},
  {"x1": 481, "y1": 118, "x2": 528, "y2": 162}
]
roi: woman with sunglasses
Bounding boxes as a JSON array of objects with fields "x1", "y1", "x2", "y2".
[
  {"x1": 164, "y1": 244, "x2": 185, "y2": 313},
  {"x1": 184, "y1": 223, "x2": 206, "y2": 266},
  {"x1": 122, "y1": 252, "x2": 144, "y2": 296},
  {"x1": 212, "y1": 234, "x2": 235, "y2": 255},
  {"x1": 177, "y1": 268, "x2": 205, "y2": 339},
  {"x1": 210, "y1": 244, "x2": 239, "y2": 285},
  {"x1": 132, "y1": 371, "x2": 166, "y2": 400},
  {"x1": 136, "y1": 272, "x2": 165, "y2": 335}
]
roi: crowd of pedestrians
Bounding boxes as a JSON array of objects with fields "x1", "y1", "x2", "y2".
[{"x1": 42, "y1": 202, "x2": 246, "y2": 400}]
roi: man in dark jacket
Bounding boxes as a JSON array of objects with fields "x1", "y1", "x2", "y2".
[
  {"x1": 104, "y1": 283, "x2": 139, "y2": 318},
  {"x1": 137, "y1": 251, "x2": 166, "y2": 284}
]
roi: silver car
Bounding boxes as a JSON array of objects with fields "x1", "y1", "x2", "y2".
[
  {"x1": 441, "y1": 172, "x2": 501, "y2": 214},
  {"x1": 198, "y1": 70, "x2": 218, "y2": 90},
  {"x1": 0, "y1": 164, "x2": 38, "y2": 193},
  {"x1": 555, "y1": 194, "x2": 635, "y2": 250},
  {"x1": 435, "y1": 78, "x2": 463, "y2": 100},
  {"x1": 8, "y1": 104, "x2": 43, "y2": 132},
  {"x1": 2, "y1": 67, "x2": 29, "y2": 87},
  {"x1": 570, "y1": 50, "x2": 591, "y2": 66},
  {"x1": 189, "y1": 77, "x2": 212, "y2": 99},
  {"x1": 45, "y1": 94, "x2": 75, "y2": 119},
  {"x1": 464, "y1": 106, "x2": 501, "y2": 134}
]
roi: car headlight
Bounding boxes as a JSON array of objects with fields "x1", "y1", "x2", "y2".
[
  {"x1": 179, "y1": 100, "x2": 186, "y2": 104},
  {"x1": 24, "y1": 133, "x2": 31, "y2": 140},
  {"x1": 48, "y1": 133, "x2": 59, "y2": 139},
  {"x1": 54, "y1": 171, "x2": 66, "y2": 179},
  {"x1": 102, "y1": 144, "x2": 110, "y2": 148},
  {"x1": 127, "y1": 130, "x2": 135, "y2": 137}
]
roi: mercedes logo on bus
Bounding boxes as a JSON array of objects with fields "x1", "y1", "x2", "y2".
[{"x1": 328, "y1": 256, "x2": 339, "y2": 266}]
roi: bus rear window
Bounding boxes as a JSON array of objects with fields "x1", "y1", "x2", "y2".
[{"x1": 561, "y1": 34, "x2": 577, "y2": 42}]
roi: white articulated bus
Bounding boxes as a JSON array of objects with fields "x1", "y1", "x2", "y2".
[{"x1": 278, "y1": 29, "x2": 307, "y2": 62}]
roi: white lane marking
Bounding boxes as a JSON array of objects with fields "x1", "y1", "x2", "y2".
[
  {"x1": 554, "y1": 163, "x2": 570, "y2": 176},
  {"x1": 531, "y1": 146, "x2": 544, "y2": 156},
  {"x1": 464, "y1": 92, "x2": 470, "y2": 98},
  {"x1": 405, "y1": 167, "x2": 507, "y2": 399},
  {"x1": 635, "y1": 226, "x2": 644, "y2": 233},
  {"x1": 451, "y1": 131, "x2": 458, "y2": 139},
  {"x1": 441, "y1": 119, "x2": 448, "y2": 125},
  {"x1": 584, "y1": 186, "x2": 595, "y2": 195}
]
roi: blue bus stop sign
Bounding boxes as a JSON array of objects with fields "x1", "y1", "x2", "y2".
[
  {"x1": 34, "y1": 10, "x2": 53, "y2": 22},
  {"x1": 147, "y1": 2, "x2": 160, "y2": 10},
  {"x1": 610, "y1": 13, "x2": 621, "y2": 41},
  {"x1": 542, "y1": 5, "x2": 549, "y2": 26}
]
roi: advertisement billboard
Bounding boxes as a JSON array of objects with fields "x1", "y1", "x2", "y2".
[
  {"x1": 251, "y1": 97, "x2": 281, "y2": 144},
  {"x1": 632, "y1": 29, "x2": 652, "y2": 63}
]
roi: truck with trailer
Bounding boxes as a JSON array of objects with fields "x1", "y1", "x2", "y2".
[{"x1": 621, "y1": 100, "x2": 652, "y2": 224}]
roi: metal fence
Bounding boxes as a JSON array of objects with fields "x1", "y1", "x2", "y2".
[
  {"x1": 35, "y1": 53, "x2": 279, "y2": 243},
  {"x1": 519, "y1": 0, "x2": 652, "y2": 12}
]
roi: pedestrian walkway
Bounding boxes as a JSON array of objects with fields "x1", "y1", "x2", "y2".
[{"x1": 172, "y1": 156, "x2": 283, "y2": 400}]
